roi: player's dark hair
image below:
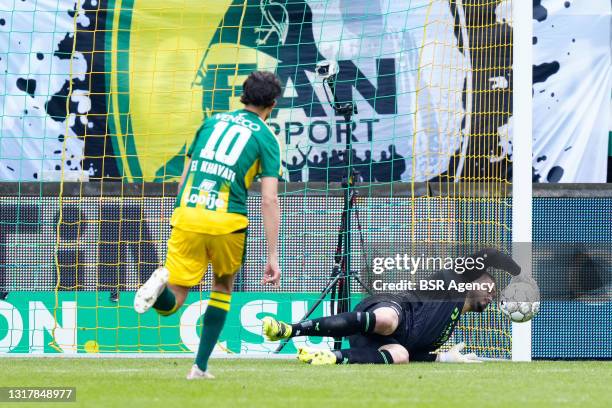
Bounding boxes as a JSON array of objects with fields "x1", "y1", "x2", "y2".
[{"x1": 240, "y1": 71, "x2": 282, "y2": 108}]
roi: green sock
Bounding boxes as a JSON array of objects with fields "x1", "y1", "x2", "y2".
[
  {"x1": 195, "y1": 291, "x2": 231, "y2": 371},
  {"x1": 153, "y1": 287, "x2": 178, "y2": 316}
]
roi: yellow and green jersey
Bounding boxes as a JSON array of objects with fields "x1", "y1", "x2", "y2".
[{"x1": 171, "y1": 109, "x2": 282, "y2": 235}]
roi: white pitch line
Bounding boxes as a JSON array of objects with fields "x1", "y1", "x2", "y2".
[{"x1": 0, "y1": 353, "x2": 295, "y2": 359}]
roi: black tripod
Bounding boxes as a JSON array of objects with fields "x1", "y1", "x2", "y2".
[{"x1": 276, "y1": 64, "x2": 372, "y2": 353}]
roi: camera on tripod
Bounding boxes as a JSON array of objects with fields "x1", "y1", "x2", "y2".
[
  {"x1": 276, "y1": 58, "x2": 367, "y2": 353},
  {"x1": 315, "y1": 59, "x2": 356, "y2": 116},
  {"x1": 315, "y1": 60, "x2": 339, "y2": 80}
]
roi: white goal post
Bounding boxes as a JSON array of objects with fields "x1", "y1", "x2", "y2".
[{"x1": 511, "y1": 0, "x2": 534, "y2": 362}]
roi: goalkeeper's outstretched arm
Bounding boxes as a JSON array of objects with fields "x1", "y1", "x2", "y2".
[{"x1": 435, "y1": 343, "x2": 482, "y2": 363}]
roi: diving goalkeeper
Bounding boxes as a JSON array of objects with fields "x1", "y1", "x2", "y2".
[{"x1": 263, "y1": 249, "x2": 520, "y2": 364}]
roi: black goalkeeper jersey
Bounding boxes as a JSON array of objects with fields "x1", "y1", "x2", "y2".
[{"x1": 396, "y1": 288, "x2": 465, "y2": 361}]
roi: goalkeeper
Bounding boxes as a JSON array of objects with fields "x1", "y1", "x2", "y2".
[
  {"x1": 263, "y1": 249, "x2": 520, "y2": 364},
  {"x1": 134, "y1": 71, "x2": 283, "y2": 379}
]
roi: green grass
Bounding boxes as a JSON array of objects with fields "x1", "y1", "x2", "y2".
[{"x1": 1, "y1": 359, "x2": 611, "y2": 408}]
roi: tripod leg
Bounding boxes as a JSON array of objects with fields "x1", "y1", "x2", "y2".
[
  {"x1": 334, "y1": 278, "x2": 346, "y2": 350},
  {"x1": 278, "y1": 190, "x2": 350, "y2": 353},
  {"x1": 335, "y1": 226, "x2": 350, "y2": 350},
  {"x1": 334, "y1": 148, "x2": 358, "y2": 350},
  {"x1": 274, "y1": 270, "x2": 344, "y2": 353},
  {"x1": 330, "y1": 198, "x2": 348, "y2": 320},
  {"x1": 352, "y1": 273, "x2": 373, "y2": 295},
  {"x1": 352, "y1": 200, "x2": 372, "y2": 294},
  {"x1": 329, "y1": 265, "x2": 339, "y2": 331},
  {"x1": 331, "y1": 192, "x2": 350, "y2": 350}
]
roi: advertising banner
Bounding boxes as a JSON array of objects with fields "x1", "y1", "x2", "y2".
[{"x1": 0, "y1": 291, "x2": 344, "y2": 354}]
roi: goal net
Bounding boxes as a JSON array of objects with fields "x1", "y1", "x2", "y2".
[{"x1": 0, "y1": 0, "x2": 514, "y2": 358}]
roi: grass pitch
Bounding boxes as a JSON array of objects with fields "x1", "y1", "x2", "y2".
[{"x1": 1, "y1": 358, "x2": 610, "y2": 408}]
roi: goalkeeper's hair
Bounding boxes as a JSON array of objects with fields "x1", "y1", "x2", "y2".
[{"x1": 240, "y1": 71, "x2": 282, "y2": 108}]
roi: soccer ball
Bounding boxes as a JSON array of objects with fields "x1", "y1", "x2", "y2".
[
  {"x1": 500, "y1": 278, "x2": 541, "y2": 323},
  {"x1": 500, "y1": 300, "x2": 540, "y2": 323}
]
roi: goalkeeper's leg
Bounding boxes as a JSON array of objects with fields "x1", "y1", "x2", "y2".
[
  {"x1": 263, "y1": 305, "x2": 400, "y2": 340},
  {"x1": 298, "y1": 344, "x2": 409, "y2": 365}
]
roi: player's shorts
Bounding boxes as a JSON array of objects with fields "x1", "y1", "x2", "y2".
[
  {"x1": 348, "y1": 294, "x2": 406, "y2": 350},
  {"x1": 352, "y1": 294, "x2": 404, "y2": 321},
  {"x1": 164, "y1": 226, "x2": 247, "y2": 287}
]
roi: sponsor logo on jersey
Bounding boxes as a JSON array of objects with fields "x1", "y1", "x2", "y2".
[
  {"x1": 216, "y1": 112, "x2": 261, "y2": 132},
  {"x1": 185, "y1": 192, "x2": 225, "y2": 211},
  {"x1": 197, "y1": 179, "x2": 217, "y2": 193}
]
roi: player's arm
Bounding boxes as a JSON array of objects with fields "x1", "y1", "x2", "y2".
[
  {"x1": 408, "y1": 350, "x2": 437, "y2": 362},
  {"x1": 178, "y1": 123, "x2": 204, "y2": 191},
  {"x1": 259, "y1": 132, "x2": 283, "y2": 287},
  {"x1": 177, "y1": 158, "x2": 191, "y2": 192},
  {"x1": 435, "y1": 342, "x2": 481, "y2": 363},
  {"x1": 261, "y1": 176, "x2": 280, "y2": 286},
  {"x1": 462, "y1": 248, "x2": 521, "y2": 282}
]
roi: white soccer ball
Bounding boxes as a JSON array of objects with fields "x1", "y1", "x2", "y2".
[
  {"x1": 500, "y1": 278, "x2": 541, "y2": 323},
  {"x1": 500, "y1": 300, "x2": 540, "y2": 323}
]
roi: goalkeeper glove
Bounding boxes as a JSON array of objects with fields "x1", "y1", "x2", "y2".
[{"x1": 436, "y1": 342, "x2": 482, "y2": 363}]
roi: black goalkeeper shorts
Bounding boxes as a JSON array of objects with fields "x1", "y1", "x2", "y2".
[{"x1": 348, "y1": 294, "x2": 406, "y2": 349}]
